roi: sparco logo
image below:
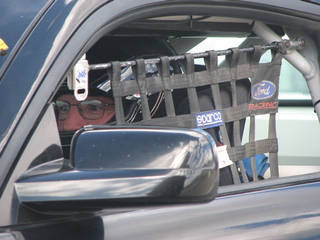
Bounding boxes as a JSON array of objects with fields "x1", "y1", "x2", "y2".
[
  {"x1": 195, "y1": 110, "x2": 224, "y2": 129},
  {"x1": 252, "y1": 80, "x2": 276, "y2": 100}
]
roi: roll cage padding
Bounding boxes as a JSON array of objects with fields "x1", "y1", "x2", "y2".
[{"x1": 109, "y1": 46, "x2": 282, "y2": 184}]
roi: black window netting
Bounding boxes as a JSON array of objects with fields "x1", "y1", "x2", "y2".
[{"x1": 91, "y1": 44, "x2": 284, "y2": 184}]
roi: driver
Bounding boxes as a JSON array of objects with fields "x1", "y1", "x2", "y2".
[{"x1": 55, "y1": 93, "x2": 115, "y2": 131}]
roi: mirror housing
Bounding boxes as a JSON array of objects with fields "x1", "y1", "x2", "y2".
[{"x1": 15, "y1": 126, "x2": 219, "y2": 211}]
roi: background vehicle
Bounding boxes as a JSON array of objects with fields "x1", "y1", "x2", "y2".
[{"x1": 1, "y1": 0, "x2": 320, "y2": 239}]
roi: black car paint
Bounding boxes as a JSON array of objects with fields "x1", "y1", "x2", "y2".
[
  {"x1": 0, "y1": 0, "x2": 320, "y2": 239},
  {"x1": 102, "y1": 182, "x2": 320, "y2": 239},
  {"x1": 2, "y1": 181, "x2": 320, "y2": 239}
]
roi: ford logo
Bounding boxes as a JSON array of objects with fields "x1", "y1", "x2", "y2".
[{"x1": 252, "y1": 80, "x2": 276, "y2": 100}]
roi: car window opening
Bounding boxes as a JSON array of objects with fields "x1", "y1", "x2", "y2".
[{"x1": 52, "y1": 15, "x2": 315, "y2": 187}]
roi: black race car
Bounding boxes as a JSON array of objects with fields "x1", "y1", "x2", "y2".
[{"x1": 1, "y1": 0, "x2": 320, "y2": 239}]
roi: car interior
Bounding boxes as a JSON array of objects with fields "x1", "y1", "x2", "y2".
[{"x1": 52, "y1": 14, "x2": 319, "y2": 187}]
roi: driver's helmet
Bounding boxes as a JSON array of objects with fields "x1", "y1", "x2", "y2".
[{"x1": 56, "y1": 36, "x2": 177, "y2": 157}]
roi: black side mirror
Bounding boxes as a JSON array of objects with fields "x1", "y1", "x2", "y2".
[{"x1": 15, "y1": 126, "x2": 219, "y2": 211}]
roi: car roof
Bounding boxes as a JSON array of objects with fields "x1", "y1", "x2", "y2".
[{"x1": 1, "y1": 0, "x2": 320, "y2": 69}]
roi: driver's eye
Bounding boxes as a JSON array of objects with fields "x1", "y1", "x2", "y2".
[
  {"x1": 56, "y1": 101, "x2": 70, "y2": 112},
  {"x1": 60, "y1": 105, "x2": 70, "y2": 112},
  {"x1": 79, "y1": 100, "x2": 105, "y2": 120},
  {"x1": 88, "y1": 103, "x2": 100, "y2": 111},
  {"x1": 55, "y1": 101, "x2": 71, "y2": 120}
]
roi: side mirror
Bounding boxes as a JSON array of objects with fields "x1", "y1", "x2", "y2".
[{"x1": 15, "y1": 126, "x2": 219, "y2": 211}]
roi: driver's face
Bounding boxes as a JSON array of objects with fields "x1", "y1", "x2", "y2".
[{"x1": 55, "y1": 94, "x2": 115, "y2": 131}]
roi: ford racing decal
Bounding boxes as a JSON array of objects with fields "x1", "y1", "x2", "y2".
[
  {"x1": 252, "y1": 80, "x2": 276, "y2": 100},
  {"x1": 195, "y1": 110, "x2": 224, "y2": 129},
  {"x1": 248, "y1": 101, "x2": 278, "y2": 111}
]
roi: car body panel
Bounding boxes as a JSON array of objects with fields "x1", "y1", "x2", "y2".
[
  {"x1": 102, "y1": 181, "x2": 320, "y2": 240},
  {"x1": 2, "y1": 179, "x2": 320, "y2": 239}
]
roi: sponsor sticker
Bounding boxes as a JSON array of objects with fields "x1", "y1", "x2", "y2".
[
  {"x1": 195, "y1": 110, "x2": 224, "y2": 129},
  {"x1": 248, "y1": 101, "x2": 278, "y2": 111},
  {"x1": 0, "y1": 38, "x2": 9, "y2": 55},
  {"x1": 214, "y1": 145, "x2": 233, "y2": 169},
  {"x1": 252, "y1": 80, "x2": 276, "y2": 100}
]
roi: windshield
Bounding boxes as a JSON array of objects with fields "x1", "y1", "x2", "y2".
[{"x1": 0, "y1": 0, "x2": 48, "y2": 72}]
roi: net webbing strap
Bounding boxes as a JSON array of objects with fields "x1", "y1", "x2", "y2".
[
  {"x1": 111, "y1": 61, "x2": 125, "y2": 124},
  {"x1": 159, "y1": 56, "x2": 176, "y2": 117},
  {"x1": 135, "y1": 59, "x2": 151, "y2": 121},
  {"x1": 249, "y1": 115, "x2": 258, "y2": 181},
  {"x1": 227, "y1": 138, "x2": 278, "y2": 162},
  {"x1": 269, "y1": 113, "x2": 279, "y2": 178},
  {"x1": 110, "y1": 45, "x2": 282, "y2": 184},
  {"x1": 184, "y1": 54, "x2": 201, "y2": 113},
  {"x1": 111, "y1": 67, "x2": 256, "y2": 96},
  {"x1": 228, "y1": 48, "x2": 249, "y2": 183},
  {"x1": 205, "y1": 50, "x2": 240, "y2": 183}
]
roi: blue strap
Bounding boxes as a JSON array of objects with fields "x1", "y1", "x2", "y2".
[{"x1": 243, "y1": 154, "x2": 270, "y2": 178}]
